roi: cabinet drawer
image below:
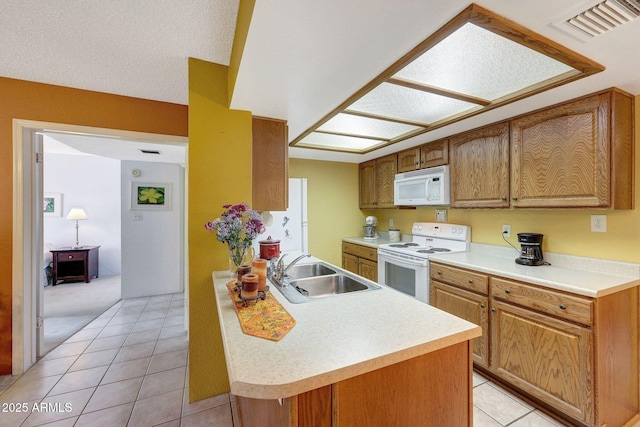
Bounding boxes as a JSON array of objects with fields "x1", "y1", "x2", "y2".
[
  {"x1": 58, "y1": 252, "x2": 85, "y2": 261},
  {"x1": 491, "y1": 278, "x2": 593, "y2": 326},
  {"x1": 342, "y1": 242, "x2": 377, "y2": 262},
  {"x1": 430, "y1": 262, "x2": 489, "y2": 295}
]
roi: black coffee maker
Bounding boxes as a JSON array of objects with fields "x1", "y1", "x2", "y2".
[{"x1": 515, "y1": 233, "x2": 545, "y2": 266}]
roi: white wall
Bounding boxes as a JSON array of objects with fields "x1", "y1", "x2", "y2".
[
  {"x1": 120, "y1": 161, "x2": 184, "y2": 298},
  {"x1": 44, "y1": 153, "x2": 121, "y2": 275}
]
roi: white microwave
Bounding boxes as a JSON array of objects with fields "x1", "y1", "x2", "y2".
[{"x1": 394, "y1": 165, "x2": 450, "y2": 206}]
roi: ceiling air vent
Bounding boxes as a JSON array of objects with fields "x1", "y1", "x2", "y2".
[{"x1": 567, "y1": 0, "x2": 640, "y2": 37}]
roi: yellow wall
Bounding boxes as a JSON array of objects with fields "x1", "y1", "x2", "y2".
[
  {"x1": 289, "y1": 159, "x2": 364, "y2": 265},
  {"x1": 367, "y1": 95, "x2": 640, "y2": 263},
  {"x1": 188, "y1": 58, "x2": 252, "y2": 400}
]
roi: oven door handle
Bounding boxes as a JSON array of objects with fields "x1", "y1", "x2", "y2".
[{"x1": 378, "y1": 250, "x2": 427, "y2": 267}]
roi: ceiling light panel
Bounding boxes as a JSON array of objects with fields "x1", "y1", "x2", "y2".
[
  {"x1": 349, "y1": 82, "x2": 479, "y2": 124},
  {"x1": 394, "y1": 23, "x2": 576, "y2": 101},
  {"x1": 317, "y1": 113, "x2": 421, "y2": 139},
  {"x1": 290, "y1": 4, "x2": 604, "y2": 154},
  {"x1": 297, "y1": 132, "x2": 385, "y2": 151}
]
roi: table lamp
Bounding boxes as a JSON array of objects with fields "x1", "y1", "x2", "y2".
[{"x1": 66, "y1": 208, "x2": 88, "y2": 249}]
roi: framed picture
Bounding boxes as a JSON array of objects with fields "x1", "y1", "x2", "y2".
[
  {"x1": 131, "y1": 182, "x2": 172, "y2": 210},
  {"x1": 43, "y1": 193, "x2": 62, "y2": 217}
]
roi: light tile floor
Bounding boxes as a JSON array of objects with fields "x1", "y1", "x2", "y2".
[{"x1": 0, "y1": 292, "x2": 570, "y2": 426}]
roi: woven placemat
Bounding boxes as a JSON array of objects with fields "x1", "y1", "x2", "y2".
[{"x1": 225, "y1": 280, "x2": 296, "y2": 341}]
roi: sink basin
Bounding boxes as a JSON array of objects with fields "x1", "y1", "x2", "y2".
[
  {"x1": 285, "y1": 263, "x2": 337, "y2": 280},
  {"x1": 290, "y1": 274, "x2": 379, "y2": 299}
]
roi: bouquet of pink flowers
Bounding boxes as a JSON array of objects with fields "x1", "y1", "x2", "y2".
[{"x1": 205, "y1": 203, "x2": 265, "y2": 268}]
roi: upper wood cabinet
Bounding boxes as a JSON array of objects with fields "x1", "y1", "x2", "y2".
[
  {"x1": 359, "y1": 154, "x2": 397, "y2": 209},
  {"x1": 511, "y1": 89, "x2": 634, "y2": 209},
  {"x1": 397, "y1": 139, "x2": 449, "y2": 173},
  {"x1": 449, "y1": 122, "x2": 510, "y2": 208},
  {"x1": 252, "y1": 117, "x2": 288, "y2": 211}
]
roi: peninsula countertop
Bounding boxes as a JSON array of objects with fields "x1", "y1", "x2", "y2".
[
  {"x1": 212, "y1": 256, "x2": 481, "y2": 400},
  {"x1": 429, "y1": 249, "x2": 640, "y2": 298}
]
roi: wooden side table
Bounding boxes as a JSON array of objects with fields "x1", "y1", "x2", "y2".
[{"x1": 50, "y1": 246, "x2": 100, "y2": 285}]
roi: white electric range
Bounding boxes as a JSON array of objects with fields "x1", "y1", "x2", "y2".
[{"x1": 377, "y1": 222, "x2": 471, "y2": 303}]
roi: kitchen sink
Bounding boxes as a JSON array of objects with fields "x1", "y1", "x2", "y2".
[
  {"x1": 285, "y1": 262, "x2": 337, "y2": 280},
  {"x1": 291, "y1": 275, "x2": 371, "y2": 298},
  {"x1": 271, "y1": 265, "x2": 380, "y2": 303}
]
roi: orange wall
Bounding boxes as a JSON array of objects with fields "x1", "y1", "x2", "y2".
[{"x1": 0, "y1": 77, "x2": 188, "y2": 374}]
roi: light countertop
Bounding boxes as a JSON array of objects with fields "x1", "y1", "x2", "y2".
[
  {"x1": 342, "y1": 233, "x2": 409, "y2": 248},
  {"x1": 212, "y1": 256, "x2": 481, "y2": 400},
  {"x1": 429, "y1": 249, "x2": 640, "y2": 298}
]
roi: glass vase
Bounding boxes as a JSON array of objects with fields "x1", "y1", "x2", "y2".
[{"x1": 228, "y1": 243, "x2": 255, "y2": 277}]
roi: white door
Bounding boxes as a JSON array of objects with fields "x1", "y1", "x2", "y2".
[{"x1": 34, "y1": 132, "x2": 45, "y2": 357}]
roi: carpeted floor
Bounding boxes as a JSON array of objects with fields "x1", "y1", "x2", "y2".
[{"x1": 42, "y1": 275, "x2": 121, "y2": 355}]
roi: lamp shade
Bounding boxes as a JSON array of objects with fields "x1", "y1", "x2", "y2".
[{"x1": 66, "y1": 208, "x2": 88, "y2": 221}]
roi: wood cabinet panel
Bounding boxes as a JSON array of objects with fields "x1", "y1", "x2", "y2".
[
  {"x1": 359, "y1": 258, "x2": 377, "y2": 282},
  {"x1": 397, "y1": 139, "x2": 449, "y2": 173},
  {"x1": 450, "y1": 122, "x2": 510, "y2": 208},
  {"x1": 342, "y1": 253, "x2": 358, "y2": 275},
  {"x1": 359, "y1": 154, "x2": 396, "y2": 209},
  {"x1": 333, "y1": 342, "x2": 471, "y2": 427},
  {"x1": 343, "y1": 242, "x2": 377, "y2": 282},
  {"x1": 422, "y1": 139, "x2": 448, "y2": 168},
  {"x1": 431, "y1": 280, "x2": 489, "y2": 368},
  {"x1": 511, "y1": 94, "x2": 608, "y2": 208},
  {"x1": 397, "y1": 147, "x2": 421, "y2": 173},
  {"x1": 375, "y1": 154, "x2": 396, "y2": 208},
  {"x1": 430, "y1": 262, "x2": 488, "y2": 295},
  {"x1": 491, "y1": 277, "x2": 593, "y2": 326},
  {"x1": 359, "y1": 160, "x2": 376, "y2": 209},
  {"x1": 342, "y1": 242, "x2": 376, "y2": 262},
  {"x1": 491, "y1": 300, "x2": 594, "y2": 424},
  {"x1": 252, "y1": 117, "x2": 288, "y2": 211}
]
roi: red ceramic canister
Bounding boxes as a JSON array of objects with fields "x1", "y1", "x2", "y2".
[{"x1": 259, "y1": 236, "x2": 281, "y2": 260}]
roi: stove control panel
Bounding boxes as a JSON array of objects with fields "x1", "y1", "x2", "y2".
[{"x1": 411, "y1": 222, "x2": 470, "y2": 241}]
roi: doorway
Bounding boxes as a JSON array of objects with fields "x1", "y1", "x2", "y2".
[{"x1": 12, "y1": 119, "x2": 188, "y2": 375}]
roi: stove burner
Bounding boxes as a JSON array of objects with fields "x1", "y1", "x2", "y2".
[
  {"x1": 417, "y1": 250, "x2": 435, "y2": 254},
  {"x1": 430, "y1": 248, "x2": 451, "y2": 252},
  {"x1": 389, "y1": 244, "x2": 408, "y2": 248},
  {"x1": 404, "y1": 243, "x2": 420, "y2": 246}
]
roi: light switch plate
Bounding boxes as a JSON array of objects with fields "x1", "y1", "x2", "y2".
[{"x1": 435, "y1": 210, "x2": 447, "y2": 223}]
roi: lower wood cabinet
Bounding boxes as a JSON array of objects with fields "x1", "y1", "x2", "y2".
[
  {"x1": 342, "y1": 242, "x2": 377, "y2": 282},
  {"x1": 491, "y1": 299, "x2": 593, "y2": 423},
  {"x1": 431, "y1": 281, "x2": 489, "y2": 367},
  {"x1": 430, "y1": 261, "x2": 639, "y2": 427}
]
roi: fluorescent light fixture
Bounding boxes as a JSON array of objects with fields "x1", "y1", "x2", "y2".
[{"x1": 291, "y1": 3, "x2": 604, "y2": 154}]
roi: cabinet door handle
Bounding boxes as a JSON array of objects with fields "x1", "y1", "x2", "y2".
[
  {"x1": 491, "y1": 308, "x2": 496, "y2": 313},
  {"x1": 415, "y1": 162, "x2": 419, "y2": 167},
  {"x1": 512, "y1": 197, "x2": 518, "y2": 201},
  {"x1": 480, "y1": 303, "x2": 485, "y2": 309},
  {"x1": 559, "y1": 304, "x2": 567, "y2": 310},
  {"x1": 505, "y1": 289, "x2": 511, "y2": 294},
  {"x1": 436, "y1": 271, "x2": 442, "y2": 275},
  {"x1": 468, "y1": 279, "x2": 473, "y2": 284},
  {"x1": 68, "y1": 255, "x2": 73, "y2": 259},
  {"x1": 501, "y1": 196, "x2": 507, "y2": 201}
]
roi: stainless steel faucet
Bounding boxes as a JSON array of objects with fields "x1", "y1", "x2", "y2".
[{"x1": 270, "y1": 253, "x2": 311, "y2": 285}]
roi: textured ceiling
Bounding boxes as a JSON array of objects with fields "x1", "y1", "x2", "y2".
[
  {"x1": 2, "y1": 0, "x2": 640, "y2": 163},
  {"x1": 0, "y1": 0, "x2": 238, "y2": 104}
]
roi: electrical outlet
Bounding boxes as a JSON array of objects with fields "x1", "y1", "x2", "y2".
[
  {"x1": 502, "y1": 224, "x2": 511, "y2": 237},
  {"x1": 133, "y1": 213, "x2": 143, "y2": 221},
  {"x1": 591, "y1": 214, "x2": 607, "y2": 232},
  {"x1": 435, "y1": 210, "x2": 447, "y2": 223}
]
